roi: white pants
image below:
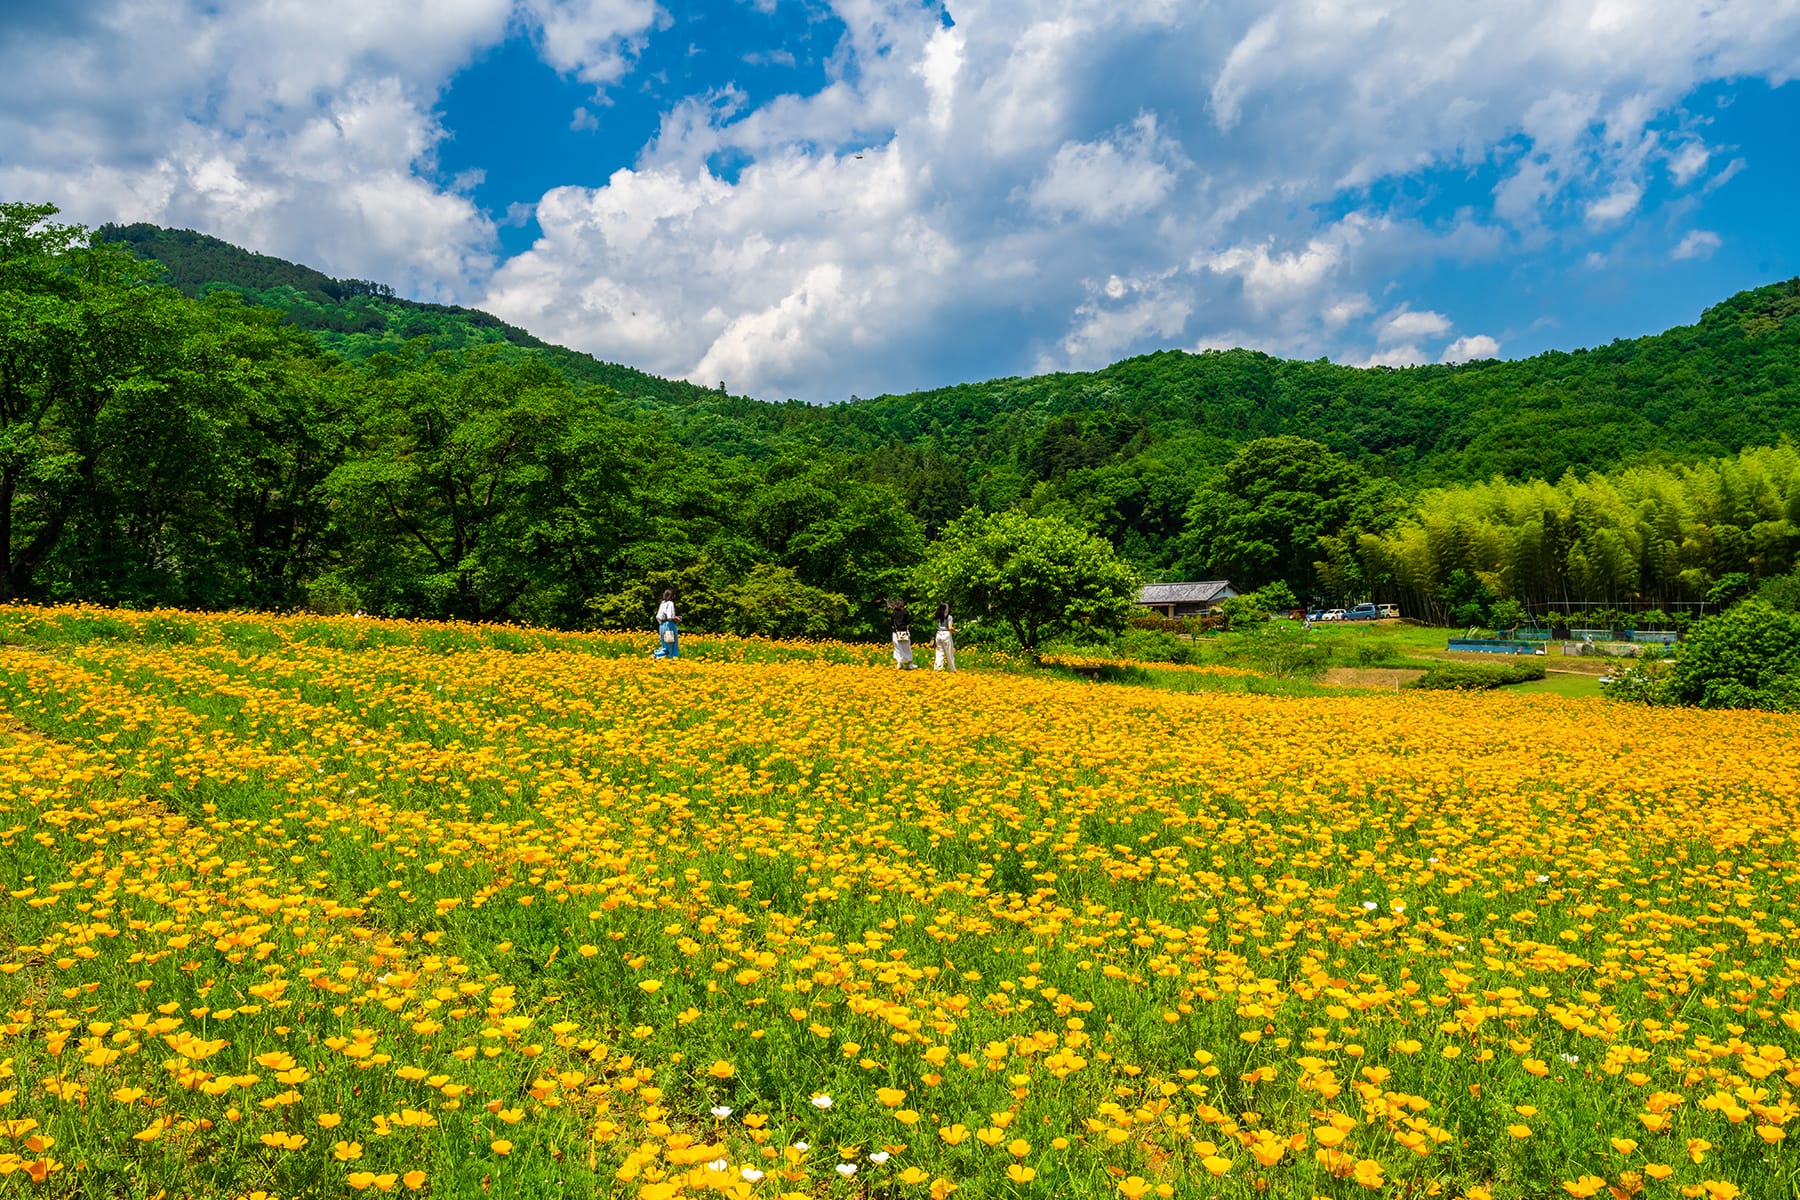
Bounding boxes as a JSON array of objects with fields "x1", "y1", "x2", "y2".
[
  {"x1": 934, "y1": 630, "x2": 956, "y2": 671},
  {"x1": 892, "y1": 632, "x2": 914, "y2": 667}
]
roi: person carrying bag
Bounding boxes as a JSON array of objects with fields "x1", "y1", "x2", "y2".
[
  {"x1": 652, "y1": 589, "x2": 681, "y2": 659},
  {"x1": 889, "y1": 599, "x2": 916, "y2": 669}
]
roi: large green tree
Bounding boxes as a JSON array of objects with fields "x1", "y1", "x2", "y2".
[
  {"x1": 2, "y1": 202, "x2": 336, "y2": 608},
  {"x1": 1178, "y1": 435, "x2": 1395, "y2": 595},
  {"x1": 914, "y1": 510, "x2": 1139, "y2": 651},
  {"x1": 324, "y1": 349, "x2": 609, "y2": 621},
  {"x1": 745, "y1": 454, "x2": 926, "y2": 636}
]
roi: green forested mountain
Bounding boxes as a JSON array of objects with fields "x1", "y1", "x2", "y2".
[
  {"x1": 102, "y1": 222, "x2": 1800, "y2": 483},
  {"x1": 0, "y1": 206, "x2": 1789, "y2": 631}
]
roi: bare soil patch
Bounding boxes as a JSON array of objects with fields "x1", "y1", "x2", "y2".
[{"x1": 1323, "y1": 667, "x2": 1427, "y2": 689}]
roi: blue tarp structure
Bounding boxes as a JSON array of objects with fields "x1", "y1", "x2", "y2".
[{"x1": 1447, "y1": 638, "x2": 1547, "y2": 654}]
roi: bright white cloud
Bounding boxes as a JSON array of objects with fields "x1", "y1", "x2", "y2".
[
  {"x1": 1379, "y1": 308, "x2": 1454, "y2": 344},
  {"x1": 1052, "y1": 271, "x2": 1192, "y2": 370},
  {"x1": 1586, "y1": 183, "x2": 1643, "y2": 226},
  {"x1": 1323, "y1": 296, "x2": 1374, "y2": 328},
  {"x1": 1672, "y1": 229, "x2": 1722, "y2": 260},
  {"x1": 1030, "y1": 114, "x2": 1183, "y2": 224},
  {"x1": 1204, "y1": 237, "x2": 1343, "y2": 315},
  {"x1": 519, "y1": 0, "x2": 666, "y2": 84},
  {"x1": 482, "y1": 1, "x2": 1800, "y2": 398},
  {"x1": 0, "y1": 0, "x2": 515, "y2": 295},
  {"x1": 1666, "y1": 140, "x2": 1710, "y2": 185},
  {"x1": 1442, "y1": 333, "x2": 1502, "y2": 363},
  {"x1": 483, "y1": 142, "x2": 961, "y2": 396}
]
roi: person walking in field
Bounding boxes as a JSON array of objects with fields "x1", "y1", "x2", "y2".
[
  {"x1": 652, "y1": 589, "x2": 681, "y2": 659},
  {"x1": 889, "y1": 599, "x2": 916, "y2": 669},
  {"x1": 932, "y1": 602, "x2": 956, "y2": 672}
]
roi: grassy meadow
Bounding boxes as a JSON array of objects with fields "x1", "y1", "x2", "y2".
[{"x1": 0, "y1": 606, "x2": 1794, "y2": 1200}]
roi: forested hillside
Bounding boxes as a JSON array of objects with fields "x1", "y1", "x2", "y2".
[
  {"x1": 101, "y1": 222, "x2": 1800, "y2": 489},
  {"x1": 96, "y1": 223, "x2": 772, "y2": 431},
  {"x1": 0, "y1": 204, "x2": 1789, "y2": 632}
]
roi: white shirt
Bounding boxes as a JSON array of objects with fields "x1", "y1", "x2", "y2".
[{"x1": 656, "y1": 600, "x2": 677, "y2": 622}]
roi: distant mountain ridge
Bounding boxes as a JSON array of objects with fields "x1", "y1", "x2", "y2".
[{"x1": 100, "y1": 222, "x2": 1800, "y2": 489}]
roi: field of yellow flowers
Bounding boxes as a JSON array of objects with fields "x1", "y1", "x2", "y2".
[{"x1": 0, "y1": 606, "x2": 1794, "y2": 1200}]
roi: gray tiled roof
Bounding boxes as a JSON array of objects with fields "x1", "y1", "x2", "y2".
[{"x1": 1138, "y1": 581, "x2": 1234, "y2": 604}]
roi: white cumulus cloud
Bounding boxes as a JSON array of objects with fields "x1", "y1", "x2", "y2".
[
  {"x1": 1671, "y1": 230, "x2": 1722, "y2": 260},
  {"x1": 518, "y1": 0, "x2": 666, "y2": 85},
  {"x1": 1030, "y1": 113, "x2": 1184, "y2": 224},
  {"x1": 1442, "y1": 334, "x2": 1502, "y2": 363},
  {"x1": 1379, "y1": 308, "x2": 1454, "y2": 344}
]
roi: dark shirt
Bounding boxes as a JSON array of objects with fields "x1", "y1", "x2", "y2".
[{"x1": 890, "y1": 605, "x2": 911, "y2": 634}]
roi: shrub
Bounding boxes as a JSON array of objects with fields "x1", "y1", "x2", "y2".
[
  {"x1": 1216, "y1": 618, "x2": 1329, "y2": 679},
  {"x1": 305, "y1": 573, "x2": 364, "y2": 616},
  {"x1": 720, "y1": 564, "x2": 849, "y2": 640},
  {"x1": 1407, "y1": 660, "x2": 1545, "y2": 690},
  {"x1": 1114, "y1": 628, "x2": 1202, "y2": 664},
  {"x1": 1757, "y1": 570, "x2": 1800, "y2": 613},
  {"x1": 1488, "y1": 598, "x2": 1528, "y2": 635},
  {"x1": 1706, "y1": 572, "x2": 1754, "y2": 608},
  {"x1": 1600, "y1": 662, "x2": 1669, "y2": 705},
  {"x1": 1664, "y1": 600, "x2": 1800, "y2": 712},
  {"x1": 1348, "y1": 638, "x2": 1400, "y2": 668}
]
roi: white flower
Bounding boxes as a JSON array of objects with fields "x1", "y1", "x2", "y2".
[
  {"x1": 792, "y1": 1142, "x2": 810, "y2": 1152},
  {"x1": 710, "y1": 1105, "x2": 733, "y2": 1119},
  {"x1": 1390, "y1": 901, "x2": 1405, "y2": 913},
  {"x1": 706, "y1": 1158, "x2": 728, "y2": 1172},
  {"x1": 1559, "y1": 1053, "x2": 1579, "y2": 1065},
  {"x1": 810, "y1": 1095, "x2": 832, "y2": 1109},
  {"x1": 836, "y1": 1164, "x2": 858, "y2": 1177},
  {"x1": 740, "y1": 1168, "x2": 764, "y2": 1182},
  {"x1": 869, "y1": 1151, "x2": 891, "y2": 1164},
  {"x1": 1362, "y1": 900, "x2": 1378, "y2": 911},
  {"x1": 1427, "y1": 856, "x2": 1439, "y2": 865},
  {"x1": 1536, "y1": 874, "x2": 1549, "y2": 883}
]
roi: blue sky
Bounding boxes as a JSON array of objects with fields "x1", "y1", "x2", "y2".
[{"x1": 2, "y1": 1, "x2": 1799, "y2": 403}]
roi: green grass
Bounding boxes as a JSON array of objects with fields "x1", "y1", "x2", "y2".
[{"x1": 1511, "y1": 670, "x2": 1606, "y2": 698}]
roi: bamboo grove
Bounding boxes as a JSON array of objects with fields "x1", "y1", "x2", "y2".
[{"x1": 1319, "y1": 443, "x2": 1800, "y2": 621}]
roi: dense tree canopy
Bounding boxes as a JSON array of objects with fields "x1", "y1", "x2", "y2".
[
  {"x1": 4, "y1": 205, "x2": 925, "y2": 636},
  {"x1": 1177, "y1": 436, "x2": 1398, "y2": 595}
]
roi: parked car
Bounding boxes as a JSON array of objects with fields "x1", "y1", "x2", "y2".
[
  {"x1": 1305, "y1": 609, "x2": 1326, "y2": 623},
  {"x1": 1321, "y1": 608, "x2": 1346, "y2": 621},
  {"x1": 1378, "y1": 603, "x2": 1400, "y2": 618},
  {"x1": 1344, "y1": 603, "x2": 1381, "y2": 621}
]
